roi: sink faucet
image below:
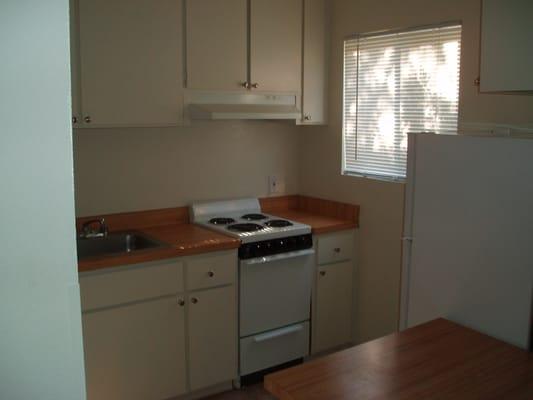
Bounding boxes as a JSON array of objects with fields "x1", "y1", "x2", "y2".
[{"x1": 79, "y1": 218, "x2": 109, "y2": 239}]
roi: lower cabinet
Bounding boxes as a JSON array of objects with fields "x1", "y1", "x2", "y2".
[
  {"x1": 80, "y1": 250, "x2": 238, "y2": 400},
  {"x1": 313, "y1": 261, "x2": 353, "y2": 354},
  {"x1": 83, "y1": 297, "x2": 187, "y2": 400},
  {"x1": 188, "y1": 285, "x2": 237, "y2": 391},
  {"x1": 311, "y1": 230, "x2": 355, "y2": 354}
]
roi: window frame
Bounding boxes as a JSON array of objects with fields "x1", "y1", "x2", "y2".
[{"x1": 341, "y1": 21, "x2": 463, "y2": 183}]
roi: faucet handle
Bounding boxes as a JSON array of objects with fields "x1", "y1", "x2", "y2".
[{"x1": 80, "y1": 218, "x2": 108, "y2": 238}]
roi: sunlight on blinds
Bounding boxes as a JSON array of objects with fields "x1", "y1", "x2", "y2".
[{"x1": 343, "y1": 24, "x2": 462, "y2": 180}]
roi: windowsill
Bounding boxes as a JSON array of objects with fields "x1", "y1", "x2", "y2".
[{"x1": 342, "y1": 170, "x2": 406, "y2": 184}]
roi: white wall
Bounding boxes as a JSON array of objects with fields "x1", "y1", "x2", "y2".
[
  {"x1": 300, "y1": 0, "x2": 533, "y2": 344},
  {"x1": 0, "y1": 1, "x2": 86, "y2": 399},
  {"x1": 74, "y1": 121, "x2": 301, "y2": 216}
]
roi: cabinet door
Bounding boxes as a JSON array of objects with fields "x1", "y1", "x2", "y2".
[
  {"x1": 188, "y1": 286, "x2": 237, "y2": 391},
  {"x1": 78, "y1": 0, "x2": 183, "y2": 126},
  {"x1": 186, "y1": 0, "x2": 248, "y2": 91},
  {"x1": 313, "y1": 261, "x2": 353, "y2": 354},
  {"x1": 69, "y1": 0, "x2": 81, "y2": 126},
  {"x1": 250, "y1": 0, "x2": 302, "y2": 93},
  {"x1": 301, "y1": 0, "x2": 327, "y2": 124},
  {"x1": 480, "y1": 0, "x2": 533, "y2": 92},
  {"x1": 83, "y1": 297, "x2": 187, "y2": 400}
]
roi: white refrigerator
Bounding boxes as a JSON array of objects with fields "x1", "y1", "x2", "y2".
[{"x1": 400, "y1": 133, "x2": 533, "y2": 350}]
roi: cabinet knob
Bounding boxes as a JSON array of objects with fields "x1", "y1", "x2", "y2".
[
  {"x1": 207, "y1": 270, "x2": 215, "y2": 278},
  {"x1": 177, "y1": 298, "x2": 185, "y2": 307},
  {"x1": 304, "y1": 115, "x2": 311, "y2": 121},
  {"x1": 84, "y1": 116, "x2": 92, "y2": 123},
  {"x1": 72, "y1": 116, "x2": 78, "y2": 124},
  {"x1": 191, "y1": 297, "x2": 198, "y2": 304},
  {"x1": 251, "y1": 83, "x2": 259, "y2": 89},
  {"x1": 319, "y1": 270, "x2": 326, "y2": 277},
  {"x1": 474, "y1": 77, "x2": 480, "y2": 86},
  {"x1": 241, "y1": 81, "x2": 250, "y2": 89},
  {"x1": 334, "y1": 247, "x2": 341, "y2": 253}
]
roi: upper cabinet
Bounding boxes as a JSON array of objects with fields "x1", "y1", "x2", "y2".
[
  {"x1": 72, "y1": 0, "x2": 328, "y2": 126},
  {"x1": 249, "y1": 0, "x2": 302, "y2": 93},
  {"x1": 301, "y1": 0, "x2": 328, "y2": 124},
  {"x1": 186, "y1": 0, "x2": 248, "y2": 91},
  {"x1": 186, "y1": 0, "x2": 303, "y2": 94},
  {"x1": 73, "y1": 0, "x2": 184, "y2": 127},
  {"x1": 480, "y1": 0, "x2": 533, "y2": 92}
]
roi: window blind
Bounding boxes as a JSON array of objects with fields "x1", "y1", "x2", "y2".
[{"x1": 343, "y1": 24, "x2": 462, "y2": 180}]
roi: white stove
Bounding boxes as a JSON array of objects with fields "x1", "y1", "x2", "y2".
[
  {"x1": 190, "y1": 198, "x2": 311, "y2": 243},
  {"x1": 190, "y1": 198, "x2": 314, "y2": 379}
]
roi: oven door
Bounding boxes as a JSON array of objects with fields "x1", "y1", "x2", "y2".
[{"x1": 239, "y1": 248, "x2": 314, "y2": 337}]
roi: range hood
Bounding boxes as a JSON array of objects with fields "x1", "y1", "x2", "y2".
[{"x1": 185, "y1": 91, "x2": 301, "y2": 121}]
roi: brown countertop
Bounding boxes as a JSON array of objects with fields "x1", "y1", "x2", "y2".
[
  {"x1": 77, "y1": 195, "x2": 360, "y2": 273},
  {"x1": 78, "y1": 224, "x2": 240, "y2": 273},
  {"x1": 273, "y1": 210, "x2": 357, "y2": 235}
]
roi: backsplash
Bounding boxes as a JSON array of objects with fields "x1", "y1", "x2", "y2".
[{"x1": 73, "y1": 120, "x2": 301, "y2": 217}]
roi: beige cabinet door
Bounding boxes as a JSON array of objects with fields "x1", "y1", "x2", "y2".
[
  {"x1": 78, "y1": 0, "x2": 183, "y2": 127},
  {"x1": 250, "y1": 0, "x2": 302, "y2": 93},
  {"x1": 83, "y1": 297, "x2": 187, "y2": 400},
  {"x1": 301, "y1": 0, "x2": 328, "y2": 124},
  {"x1": 69, "y1": 0, "x2": 81, "y2": 126},
  {"x1": 186, "y1": 0, "x2": 248, "y2": 91},
  {"x1": 188, "y1": 285, "x2": 237, "y2": 391},
  {"x1": 480, "y1": 0, "x2": 533, "y2": 92},
  {"x1": 313, "y1": 261, "x2": 353, "y2": 354}
]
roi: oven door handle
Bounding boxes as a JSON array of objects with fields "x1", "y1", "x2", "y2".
[
  {"x1": 253, "y1": 324, "x2": 304, "y2": 343},
  {"x1": 242, "y1": 248, "x2": 315, "y2": 265}
]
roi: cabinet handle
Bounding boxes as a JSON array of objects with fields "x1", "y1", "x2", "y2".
[
  {"x1": 191, "y1": 297, "x2": 198, "y2": 304},
  {"x1": 334, "y1": 247, "x2": 341, "y2": 253},
  {"x1": 207, "y1": 270, "x2": 215, "y2": 278},
  {"x1": 241, "y1": 81, "x2": 250, "y2": 89},
  {"x1": 177, "y1": 298, "x2": 185, "y2": 307},
  {"x1": 304, "y1": 115, "x2": 311, "y2": 121},
  {"x1": 84, "y1": 116, "x2": 91, "y2": 123},
  {"x1": 319, "y1": 270, "x2": 326, "y2": 277},
  {"x1": 251, "y1": 83, "x2": 259, "y2": 89},
  {"x1": 72, "y1": 116, "x2": 78, "y2": 124}
]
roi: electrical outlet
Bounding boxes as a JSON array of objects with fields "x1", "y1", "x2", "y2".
[{"x1": 268, "y1": 175, "x2": 285, "y2": 194}]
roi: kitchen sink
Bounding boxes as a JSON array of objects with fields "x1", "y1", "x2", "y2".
[{"x1": 77, "y1": 232, "x2": 167, "y2": 260}]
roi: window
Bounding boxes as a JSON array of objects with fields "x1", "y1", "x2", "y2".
[{"x1": 343, "y1": 23, "x2": 462, "y2": 180}]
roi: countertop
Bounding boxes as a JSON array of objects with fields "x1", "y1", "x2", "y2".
[
  {"x1": 77, "y1": 224, "x2": 240, "y2": 273},
  {"x1": 265, "y1": 318, "x2": 533, "y2": 400},
  {"x1": 77, "y1": 195, "x2": 360, "y2": 273}
]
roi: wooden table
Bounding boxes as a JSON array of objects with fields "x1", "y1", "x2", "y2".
[{"x1": 265, "y1": 319, "x2": 532, "y2": 399}]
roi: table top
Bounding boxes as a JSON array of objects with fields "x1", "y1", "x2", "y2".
[{"x1": 264, "y1": 319, "x2": 532, "y2": 400}]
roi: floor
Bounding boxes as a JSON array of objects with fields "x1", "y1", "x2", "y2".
[{"x1": 203, "y1": 384, "x2": 275, "y2": 400}]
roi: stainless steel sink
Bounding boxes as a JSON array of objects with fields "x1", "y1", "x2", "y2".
[{"x1": 77, "y1": 232, "x2": 167, "y2": 260}]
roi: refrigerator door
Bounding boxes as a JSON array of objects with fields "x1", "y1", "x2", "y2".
[{"x1": 401, "y1": 133, "x2": 533, "y2": 350}]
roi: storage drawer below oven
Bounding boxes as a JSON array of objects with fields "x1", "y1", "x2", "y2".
[{"x1": 239, "y1": 321, "x2": 310, "y2": 376}]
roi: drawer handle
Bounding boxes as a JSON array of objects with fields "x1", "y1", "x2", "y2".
[
  {"x1": 334, "y1": 247, "x2": 341, "y2": 253},
  {"x1": 177, "y1": 298, "x2": 185, "y2": 307},
  {"x1": 191, "y1": 297, "x2": 198, "y2": 304},
  {"x1": 207, "y1": 270, "x2": 215, "y2": 278},
  {"x1": 319, "y1": 270, "x2": 326, "y2": 277},
  {"x1": 253, "y1": 324, "x2": 304, "y2": 343}
]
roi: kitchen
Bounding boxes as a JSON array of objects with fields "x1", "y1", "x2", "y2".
[{"x1": 1, "y1": 0, "x2": 532, "y2": 399}]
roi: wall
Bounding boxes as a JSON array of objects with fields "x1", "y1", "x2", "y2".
[
  {"x1": 299, "y1": 0, "x2": 533, "y2": 344},
  {"x1": 74, "y1": 121, "x2": 301, "y2": 216},
  {"x1": 0, "y1": 1, "x2": 86, "y2": 399}
]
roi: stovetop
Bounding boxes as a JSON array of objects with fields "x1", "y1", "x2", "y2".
[{"x1": 191, "y1": 198, "x2": 311, "y2": 243}]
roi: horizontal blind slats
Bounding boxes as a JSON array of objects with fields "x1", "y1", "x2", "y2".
[{"x1": 343, "y1": 24, "x2": 461, "y2": 179}]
